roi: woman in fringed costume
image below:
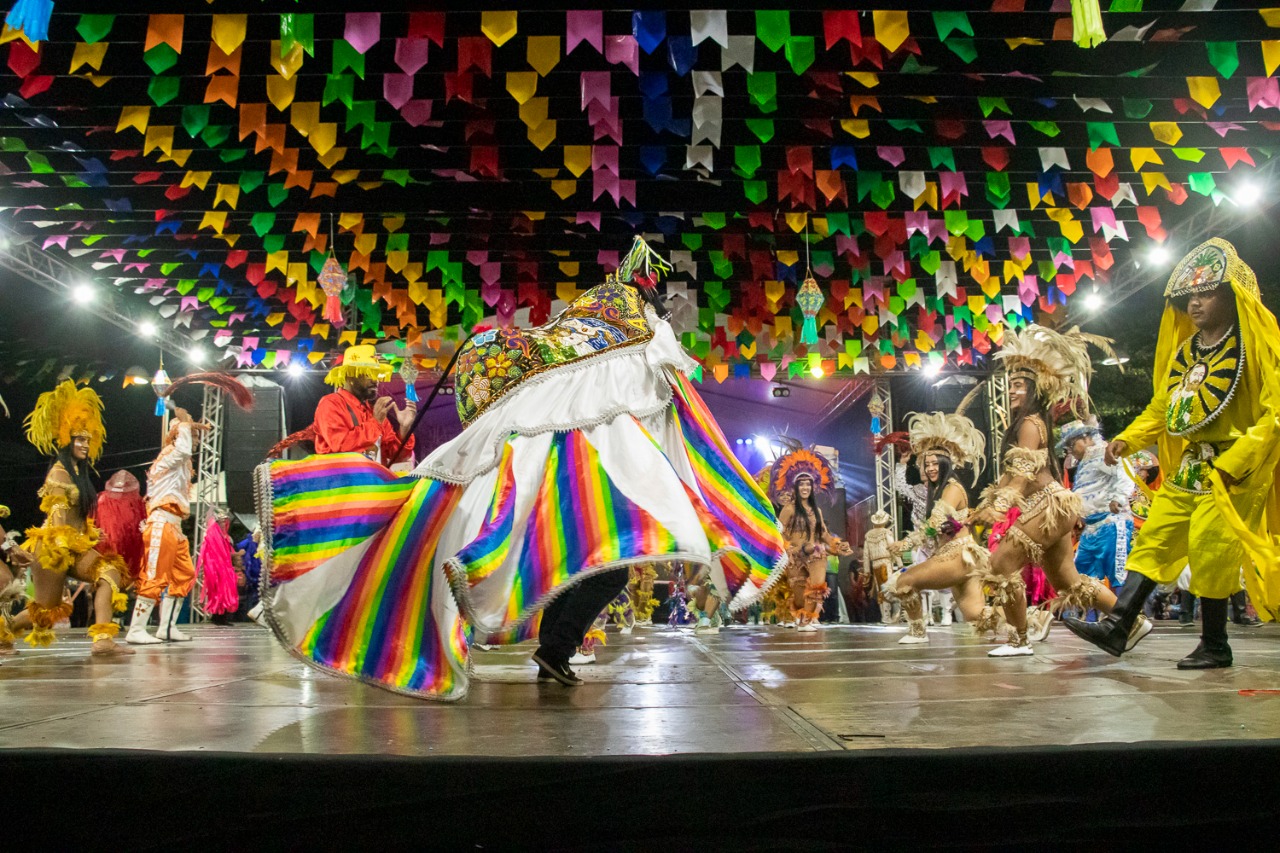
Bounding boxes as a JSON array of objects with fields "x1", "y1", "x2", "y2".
[
  {"x1": 882, "y1": 399, "x2": 988, "y2": 645},
  {"x1": 972, "y1": 326, "x2": 1150, "y2": 656},
  {"x1": 16, "y1": 381, "x2": 133, "y2": 656},
  {"x1": 771, "y1": 449, "x2": 852, "y2": 633},
  {"x1": 254, "y1": 238, "x2": 787, "y2": 699}
]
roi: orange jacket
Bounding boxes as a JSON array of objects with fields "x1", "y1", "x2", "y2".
[{"x1": 313, "y1": 388, "x2": 415, "y2": 467}]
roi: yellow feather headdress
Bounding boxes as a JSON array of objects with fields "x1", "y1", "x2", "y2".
[{"x1": 25, "y1": 380, "x2": 106, "y2": 462}]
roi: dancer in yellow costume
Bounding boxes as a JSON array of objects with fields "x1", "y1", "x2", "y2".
[
  {"x1": 1065, "y1": 239, "x2": 1280, "y2": 669},
  {"x1": 17, "y1": 381, "x2": 134, "y2": 655}
]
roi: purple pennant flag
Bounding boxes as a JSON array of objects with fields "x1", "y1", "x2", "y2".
[
  {"x1": 567, "y1": 10, "x2": 603, "y2": 54},
  {"x1": 481, "y1": 280, "x2": 501, "y2": 307},
  {"x1": 465, "y1": 250, "x2": 488, "y2": 266},
  {"x1": 345, "y1": 13, "x2": 381, "y2": 54},
  {"x1": 598, "y1": 249, "x2": 619, "y2": 271},
  {"x1": 480, "y1": 262, "x2": 502, "y2": 286},
  {"x1": 984, "y1": 120, "x2": 1015, "y2": 143},
  {"x1": 394, "y1": 37, "x2": 430, "y2": 75},
  {"x1": 383, "y1": 73, "x2": 414, "y2": 109},
  {"x1": 576, "y1": 211, "x2": 601, "y2": 230},
  {"x1": 580, "y1": 71, "x2": 610, "y2": 110}
]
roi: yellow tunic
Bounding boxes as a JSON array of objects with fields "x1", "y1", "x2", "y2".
[{"x1": 1118, "y1": 287, "x2": 1280, "y2": 609}]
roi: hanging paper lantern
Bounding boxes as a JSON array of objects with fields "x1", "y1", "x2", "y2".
[
  {"x1": 399, "y1": 356, "x2": 420, "y2": 403},
  {"x1": 151, "y1": 365, "x2": 172, "y2": 417},
  {"x1": 319, "y1": 254, "x2": 348, "y2": 328},
  {"x1": 796, "y1": 275, "x2": 825, "y2": 346}
]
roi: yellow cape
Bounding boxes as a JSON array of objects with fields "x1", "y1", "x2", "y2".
[{"x1": 1139, "y1": 281, "x2": 1280, "y2": 621}]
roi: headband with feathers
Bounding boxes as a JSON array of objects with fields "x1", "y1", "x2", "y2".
[
  {"x1": 25, "y1": 380, "x2": 106, "y2": 462},
  {"x1": 994, "y1": 324, "x2": 1114, "y2": 418}
]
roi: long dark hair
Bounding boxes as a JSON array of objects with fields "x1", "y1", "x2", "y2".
[
  {"x1": 53, "y1": 445, "x2": 97, "y2": 519},
  {"x1": 1002, "y1": 378, "x2": 1062, "y2": 480},
  {"x1": 922, "y1": 453, "x2": 957, "y2": 518},
  {"x1": 787, "y1": 478, "x2": 827, "y2": 541}
]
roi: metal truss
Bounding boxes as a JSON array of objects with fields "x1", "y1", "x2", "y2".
[
  {"x1": 869, "y1": 378, "x2": 898, "y2": 538},
  {"x1": 188, "y1": 384, "x2": 227, "y2": 623},
  {"x1": 986, "y1": 372, "x2": 1010, "y2": 479},
  {"x1": 0, "y1": 222, "x2": 192, "y2": 360}
]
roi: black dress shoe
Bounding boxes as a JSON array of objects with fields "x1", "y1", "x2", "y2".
[
  {"x1": 1176, "y1": 641, "x2": 1233, "y2": 670},
  {"x1": 1233, "y1": 614, "x2": 1262, "y2": 627},
  {"x1": 532, "y1": 653, "x2": 583, "y2": 686}
]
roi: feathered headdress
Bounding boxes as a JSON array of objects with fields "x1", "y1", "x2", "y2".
[
  {"x1": 25, "y1": 380, "x2": 106, "y2": 462},
  {"x1": 994, "y1": 324, "x2": 1114, "y2": 418},
  {"x1": 906, "y1": 382, "x2": 986, "y2": 483},
  {"x1": 769, "y1": 447, "x2": 836, "y2": 497}
]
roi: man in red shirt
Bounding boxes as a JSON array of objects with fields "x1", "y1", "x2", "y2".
[{"x1": 314, "y1": 345, "x2": 416, "y2": 467}]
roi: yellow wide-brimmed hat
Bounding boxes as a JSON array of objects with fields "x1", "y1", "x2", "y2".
[{"x1": 324, "y1": 344, "x2": 393, "y2": 387}]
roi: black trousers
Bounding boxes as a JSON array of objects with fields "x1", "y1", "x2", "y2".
[{"x1": 535, "y1": 568, "x2": 629, "y2": 665}]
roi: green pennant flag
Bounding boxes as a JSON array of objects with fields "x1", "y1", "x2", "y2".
[
  {"x1": 219, "y1": 148, "x2": 248, "y2": 163},
  {"x1": 1028, "y1": 120, "x2": 1061, "y2": 137},
  {"x1": 1086, "y1": 122, "x2": 1120, "y2": 150},
  {"x1": 702, "y1": 212, "x2": 727, "y2": 230},
  {"x1": 144, "y1": 44, "x2": 179, "y2": 75},
  {"x1": 945, "y1": 39, "x2": 978, "y2": 64},
  {"x1": 323, "y1": 75, "x2": 355, "y2": 109},
  {"x1": 267, "y1": 184, "x2": 290, "y2": 208},
  {"x1": 239, "y1": 171, "x2": 265, "y2": 194},
  {"x1": 681, "y1": 233, "x2": 703, "y2": 251},
  {"x1": 886, "y1": 118, "x2": 923, "y2": 134},
  {"x1": 262, "y1": 234, "x2": 286, "y2": 253},
  {"x1": 825, "y1": 212, "x2": 851, "y2": 236},
  {"x1": 755, "y1": 11, "x2": 791, "y2": 53},
  {"x1": 174, "y1": 279, "x2": 195, "y2": 296},
  {"x1": 76, "y1": 14, "x2": 115, "y2": 43},
  {"x1": 928, "y1": 147, "x2": 956, "y2": 171},
  {"x1": 200, "y1": 125, "x2": 230, "y2": 147},
  {"x1": 856, "y1": 171, "x2": 882, "y2": 202},
  {"x1": 1122, "y1": 98, "x2": 1153, "y2": 119},
  {"x1": 745, "y1": 118, "x2": 775, "y2": 143},
  {"x1": 986, "y1": 172, "x2": 1011, "y2": 208},
  {"x1": 744, "y1": 180, "x2": 767, "y2": 202},
  {"x1": 1172, "y1": 148, "x2": 1206, "y2": 162},
  {"x1": 281, "y1": 13, "x2": 316, "y2": 58},
  {"x1": 734, "y1": 145, "x2": 761, "y2": 178},
  {"x1": 785, "y1": 37, "x2": 815, "y2": 75},
  {"x1": 978, "y1": 97, "x2": 1011, "y2": 117},
  {"x1": 932, "y1": 11, "x2": 973, "y2": 40},
  {"x1": 747, "y1": 73, "x2": 777, "y2": 109},
  {"x1": 1187, "y1": 172, "x2": 1217, "y2": 197},
  {"x1": 148, "y1": 76, "x2": 180, "y2": 107},
  {"x1": 870, "y1": 181, "x2": 896, "y2": 209},
  {"x1": 1206, "y1": 42, "x2": 1239, "y2": 78},
  {"x1": 1108, "y1": 0, "x2": 1144, "y2": 10},
  {"x1": 181, "y1": 105, "x2": 210, "y2": 138}
]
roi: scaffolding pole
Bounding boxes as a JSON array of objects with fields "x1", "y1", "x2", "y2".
[
  {"x1": 869, "y1": 378, "x2": 898, "y2": 538},
  {"x1": 986, "y1": 372, "x2": 1010, "y2": 479},
  {"x1": 188, "y1": 384, "x2": 226, "y2": 622}
]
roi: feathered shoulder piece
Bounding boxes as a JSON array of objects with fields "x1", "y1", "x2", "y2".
[{"x1": 25, "y1": 380, "x2": 106, "y2": 462}]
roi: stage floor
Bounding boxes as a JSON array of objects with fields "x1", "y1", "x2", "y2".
[{"x1": 2, "y1": 620, "x2": 1278, "y2": 756}]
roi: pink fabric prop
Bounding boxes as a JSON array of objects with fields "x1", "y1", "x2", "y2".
[
  {"x1": 987, "y1": 505, "x2": 1057, "y2": 606},
  {"x1": 198, "y1": 516, "x2": 239, "y2": 615}
]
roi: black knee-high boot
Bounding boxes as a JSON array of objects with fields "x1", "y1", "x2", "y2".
[
  {"x1": 1062, "y1": 572, "x2": 1158, "y2": 657},
  {"x1": 1177, "y1": 597, "x2": 1232, "y2": 669}
]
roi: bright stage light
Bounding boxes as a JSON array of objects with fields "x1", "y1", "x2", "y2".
[
  {"x1": 72, "y1": 282, "x2": 95, "y2": 305},
  {"x1": 745, "y1": 437, "x2": 755, "y2": 446},
  {"x1": 1148, "y1": 245, "x2": 1171, "y2": 267},
  {"x1": 923, "y1": 363, "x2": 941, "y2": 378},
  {"x1": 1234, "y1": 181, "x2": 1262, "y2": 207},
  {"x1": 187, "y1": 346, "x2": 206, "y2": 366},
  {"x1": 138, "y1": 320, "x2": 157, "y2": 338},
  {"x1": 809, "y1": 363, "x2": 824, "y2": 378},
  {"x1": 287, "y1": 362, "x2": 306, "y2": 377},
  {"x1": 1083, "y1": 291, "x2": 1105, "y2": 312},
  {"x1": 735, "y1": 438, "x2": 744, "y2": 445}
]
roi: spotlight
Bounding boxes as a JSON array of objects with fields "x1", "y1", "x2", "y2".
[
  {"x1": 1234, "y1": 180, "x2": 1262, "y2": 208},
  {"x1": 287, "y1": 362, "x2": 306, "y2": 377},
  {"x1": 923, "y1": 363, "x2": 941, "y2": 378},
  {"x1": 745, "y1": 437, "x2": 755, "y2": 446},
  {"x1": 124, "y1": 366, "x2": 149, "y2": 386},
  {"x1": 771, "y1": 386, "x2": 791, "y2": 398},
  {"x1": 1083, "y1": 292, "x2": 1105, "y2": 312},
  {"x1": 810, "y1": 363, "x2": 824, "y2": 378},
  {"x1": 72, "y1": 282, "x2": 95, "y2": 305},
  {"x1": 138, "y1": 320, "x2": 157, "y2": 338},
  {"x1": 735, "y1": 438, "x2": 744, "y2": 445},
  {"x1": 1101, "y1": 355, "x2": 1131, "y2": 367},
  {"x1": 187, "y1": 346, "x2": 206, "y2": 365},
  {"x1": 1148, "y1": 245, "x2": 1171, "y2": 267},
  {"x1": 755, "y1": 435, "x2": 770, "y2": 447}
]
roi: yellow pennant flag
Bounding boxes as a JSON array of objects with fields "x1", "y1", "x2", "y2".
[
  {"x1": 527, "y1": 36, "x2": 560, "y2": 76},
  {"x1": 873, "y1": 10, "x2": 909, "y2": 53},
  {"x1": 1263, "y1": 41, "x2": 1280, "y2": 76},
  {"x1": 505, "y1": 71, "x2": 538, "y2": 104},
  {"x1": 1187, "y1": 76, "x2": 1221, "y2": 109},
  {"x1": 211, "y1": 14, "x2": 247, "y2": 55},
  {"x1": 1149, "y1": 121, "x2": 1182, "y2": 146},
  {"x1": 481, "y1": 11, "x2": 518, "y2": 47}
]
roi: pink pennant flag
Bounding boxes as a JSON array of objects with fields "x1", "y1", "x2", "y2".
[
  {"x1": 619, "y1": 179, "x2": 636, "y2": 207},
  {"x1": 605, "y1": 35, "x2": 639, "y2": 75},
  {"x1": 1206, "y1": 121, "x2": 1246, "y2": 137},
  {"x1": 480, "y1": 262, "x2": 502, "y2": 286},
  {"x1": 1018, "y1": 276, "x2": 1040, "y2": 306},
  {"x1": 876, "y1": 146, "x2": 905, "y2": 167},
  {"x1": 984, "y1": 120, "x2": 1016, "y2": 144},
  {"x1": 394, "y1": 38, "x2": 430, "y2": 75},
  {"x1": 1089, "y1": 207, "x2": 1116, "y2": 235},
  {"x1": 577, "y1": 211, "x2": 602, "y2": 230},
  {"x1": 567, "y1": 11, "x2": 603, "y2": 54},
  {"x1": 214, "y1": 330, "x2": 233, "y2": 347},
  {"x1": 400, "y1": 100, "x2": 434, "y2": 127},
  {"x1": 180, "y1": 296, "x2": 200, "y2": 311},
  {"x1": 228, "y1": 312, "x2": 246, "y2": 325},
  {"x1": 383, "y1": 73, "x2": 414, "y2": 109},
  {"x1": 1247, "y1": 76, "x2": 1280, "y2": 111},
  {"x1": 939, "y1": 172, "x2": 969, "y2": 199},
  {"x1": 236, "y1": 349, "x2": 254, "y2": 368},
  {"x1": 42, "y1": 235, "x2": 69, "y2": 250},
  {"x1": 581, "y1": 71, "x2": 611, "y2": 110},
  {"x1": 597, "y1": 249, "x2": 619, "y2": 271},
  {"x1": 99, "y1": 248, "x2": 126, "y2": 262},
  {"x1": 904, "y1": 212, "x2": 929, "y2": 237},
  {"x1": 760, "y1": 362, "x2": 777, "y2": 382},
  {"x1": 1008, "y1": 236, "x2": 1031, "y2": 260},
  {"x1": 481, "y1": 280, "x2": 501, "y2": 307},
  {"x1": 592, "y1": 144, "x2": 619, "y2": 174},
  {"x1": 345, "y1": 13, "x2": 381, "y2": 55}
]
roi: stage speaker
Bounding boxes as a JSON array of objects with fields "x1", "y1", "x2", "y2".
[{"x1": 222, "y1": 380, "x2": 285, "y2": 516}]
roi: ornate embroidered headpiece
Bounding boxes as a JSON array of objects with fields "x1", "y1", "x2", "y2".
[
  {"x1": 1165, "y1": 238, "x2": 1259, "y2": 300},
  {"x1": 24, "y1": 380, "x2": 106, "y2": 462}
]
